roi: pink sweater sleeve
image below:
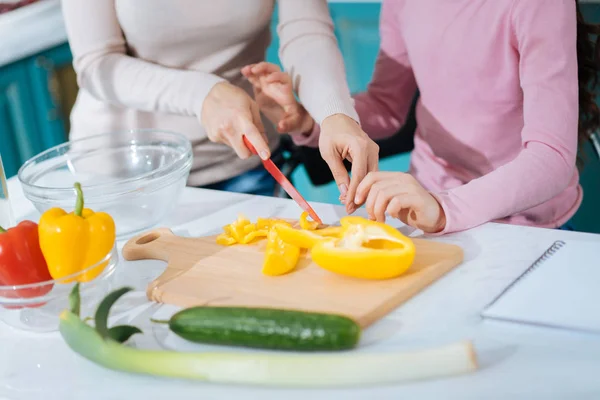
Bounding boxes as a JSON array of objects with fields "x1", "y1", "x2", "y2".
[
  {"x1": 290, "y1": 0, "x2": 417, "y2": 147},
  {"x1": 61, "y1": 0, "x2": 225, "y2": 117},
  {"x1": 277, "y1": 0, "x2": 360, "y2": 125},
  {"x1": 432, "y1": 0, "x2": 579, "y2": 234}
]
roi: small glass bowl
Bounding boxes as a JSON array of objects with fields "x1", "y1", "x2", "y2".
[
  {"x1": 0, "y1": 245, "x2": 119, "y2": 332},
  {"x1": 17, "y1": 129, "x2": 193, "y2": 239}
]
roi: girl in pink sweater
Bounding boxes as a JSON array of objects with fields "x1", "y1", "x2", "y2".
[{"x1": 243, "y1": 0, "x2": 600, "y2": 234}]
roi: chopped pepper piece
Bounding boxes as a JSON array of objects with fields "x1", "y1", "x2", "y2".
[
  {"x1": 216, "y1": 217, "x2": 292, "y2": 246},
  {"x1": 216, "y1": 233, "x2": 237, "y2": 246},
  {"x1": 262, "y1": 225, "x2": 301, "y2": 276},
  {"x1": 299, "y1": 211, "x2": 320, "y2": 230},
  {"x1": 39, "y1": 182, "x2": 116, "y2": 283},
  {"x1": 310, "y1": 216, "x2": 415, "y2": 280},
  {"x1": 239, "y1": 229, "x2": 268, "y2": 244},
  {"x1": 312, "y1": 226, "x2": 343, "y2": 237},
  {"x1": 274, "y1": 224, "x2": 333, "y2": 249},
  {"x1": 227, "y1": 215, "x2": 251, "y2": 243}
]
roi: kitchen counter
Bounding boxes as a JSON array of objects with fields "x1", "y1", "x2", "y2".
[{"x1": 1, "y1": 175, "x2": 600, "y2": 400}]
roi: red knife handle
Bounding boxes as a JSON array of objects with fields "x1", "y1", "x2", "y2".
[{"x1": 243, "y1": 136, "x2": 259, "y2": 156}]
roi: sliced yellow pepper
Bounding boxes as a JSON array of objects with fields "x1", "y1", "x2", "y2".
[
  {"x1": 262, "y1": 225, "x2": 301, "y2": 276},
  {"x1": 299, "y1": 211, "x2": 320, "y2": 230},
  {"x1": 313, "y1": 226, "x2": 343, "y2": 237},
  {"x1": 275, "y1": 224, "x2": 332, "y2": 249},
  {"x1": 216, "y1": 216, "x2": 292, "y2": 246},
  {"x1": 216, "y1": 233, "x2": 237, "y2": 246},
  {"x1": 39, "y1": 182, "x2": 116, "y2": 283},
  {"x1": 239, "y1": 229, "x2": 268, "y2": 244},
  {"x1": 310, "y1": 216, "x2": 416, "y2": 280}
]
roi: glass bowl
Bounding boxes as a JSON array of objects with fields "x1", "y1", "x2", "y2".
[
  {"x1": 0, "y1": 245, "x2": 119, "y2": 332},
  {"x1": 17, "y1": 129, "x2": 193, "y2": 239}
]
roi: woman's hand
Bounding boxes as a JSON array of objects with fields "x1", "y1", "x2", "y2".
[
  {"x1": 243, "y1": 63, "x2": 381, "y2": 216},
  {"x1": 319, "y1": 114, "x2": 379, "y2": 214},
  {"x1": 354, "y1": 172, "x2": 446, "y2": 233},
  {"x1": 201, "y1": 81, "x2": 271, "y2": 160},
  {"x1": 241, "y1": 62, "x2": 313, "y2": 134}
]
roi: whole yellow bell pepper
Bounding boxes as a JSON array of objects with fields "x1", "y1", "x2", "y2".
[
  {"x1": 39, "y1": 182, "x2": 116, "y2": 283},
  {"x1": 310, "y1": 216, "x2": 416, "y2": 280}
]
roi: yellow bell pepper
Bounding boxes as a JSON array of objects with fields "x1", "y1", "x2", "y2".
[
  {"x1": 274, "y1": 222, "x2": 343, "y2": 249},
  {"x1": 216, "y1": 216, "x2": 291, "y2": 246},
  {"x1": 39, "y1": 182, "x2": 116, "y2": 283},
  {"x1": 310, "y1": 216, "x2": 416, "y2": 280},
  {"x1": 215, "y1": 233, "x2": 237, "y2": 246},
  {"x1": 299, "y1": 211, "x2": 320, "y2": 230},
  {"x1": 262, "y1": 225, "x2": 301, "y2": 276}
]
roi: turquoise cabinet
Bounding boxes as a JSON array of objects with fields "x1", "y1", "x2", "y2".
[
  {"x1": 0, "y1": 43, "x2": 72, "y2": 178},
  {"x1": 0, "y1": 60, "x2": 41, "y2": 178},
  {"x1": 27, "y1": 43, "x2": 72, "y2": 151}
]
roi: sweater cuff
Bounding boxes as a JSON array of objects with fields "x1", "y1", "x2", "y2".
[
  {"x1": 424, "y1": 191, "x2": 455, "y2": 236},
  {"x1": 289, "y1": 121, "x2": 321, "y2": 148},
  {"x1": 191, "y1": 74, "x2": 228, "y2": 117},
  {"x1": 311, "y1": 92, "x2": 360, "y2": 126}
]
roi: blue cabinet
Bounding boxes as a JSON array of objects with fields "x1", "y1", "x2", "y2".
[
  {"x1": 0, "y1": 60, "x2": 41, "y2": 178},
  {"x1": 0, "y1": 43, "x2": 72, "y2": 178},
  {"x1": 27, "y1": 43, "x2": 72, "y2": 151}
]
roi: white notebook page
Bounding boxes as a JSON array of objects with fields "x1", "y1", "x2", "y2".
[{"x1": 482, "y1": 241, "x2": 600, "y2": 334}]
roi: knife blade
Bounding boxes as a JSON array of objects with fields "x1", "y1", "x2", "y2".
[{"x1": 242, "y1": 136, "x2": 323, "y2": 225}]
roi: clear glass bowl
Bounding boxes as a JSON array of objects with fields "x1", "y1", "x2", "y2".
[
  {"x1": 0, "y1": 245, "x2": 119, "y2": 332},
  {"x1": 17, "y1": 129, "x2": 193, "y2": 239}
]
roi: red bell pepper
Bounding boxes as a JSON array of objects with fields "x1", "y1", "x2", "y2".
[{"x1": 0, "y1": 220, "x2": 54, "y2": 309}]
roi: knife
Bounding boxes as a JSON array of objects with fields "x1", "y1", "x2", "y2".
[{"x1": 242, "y1": 136, "x2": 323, "y2": 225}]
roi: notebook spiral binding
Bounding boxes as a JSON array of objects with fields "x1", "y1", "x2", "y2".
[{"x1": 483, "y1": 240, "x2": 566, "y2": 311}]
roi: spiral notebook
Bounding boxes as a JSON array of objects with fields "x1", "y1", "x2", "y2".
[{"x1": 481, "y1": 240, "x2": 600, "y2": 335}]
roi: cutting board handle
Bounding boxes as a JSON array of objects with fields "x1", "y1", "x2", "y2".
[{"x1": 122, "y1": 228, "x2": 175, "y2": 262}]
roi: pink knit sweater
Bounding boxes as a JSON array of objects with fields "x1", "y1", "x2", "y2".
[{"x1": 293, "y1": 0, "x2": 582, "y2": 233}]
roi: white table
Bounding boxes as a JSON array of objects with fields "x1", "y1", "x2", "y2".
[{"x1": 1, "y1": 176, "x2": 600, "y2": 400}]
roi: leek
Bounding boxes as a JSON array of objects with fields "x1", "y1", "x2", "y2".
[{"x1": 59, "y1": 285, "x2": 478, "y2": 387}]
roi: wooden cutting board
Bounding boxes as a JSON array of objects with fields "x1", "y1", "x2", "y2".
[{"x1": 122, "y1": 226, "x2": 464, "y2": 328}]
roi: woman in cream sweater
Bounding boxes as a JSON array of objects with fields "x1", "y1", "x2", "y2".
[{"x1": 61, "y1": 0, "x2": 378, "y2": 205}]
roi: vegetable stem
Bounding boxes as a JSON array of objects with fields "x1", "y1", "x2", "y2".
[
  {"x1": 149, "y1": 318, "x2": 170, "y2": 324},
  {"x1": 0, "y1": 225, "x2": 5, "y2": 233},
  {"x1": 74, "y1": 182, "x2": 84, "y2": 217}
]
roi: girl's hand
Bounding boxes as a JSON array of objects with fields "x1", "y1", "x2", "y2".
[
  {"x1": 201, "y1": 81, "x2": 271, "y2": 160},
  {"x1": 354, "y1": 172, "x2": 446, "y2": 233},
  {"x1": 241, "y1": 62, "x2": 314, "y2": 134}
]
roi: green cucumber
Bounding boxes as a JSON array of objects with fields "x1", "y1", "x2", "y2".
[{"x1": 152, "y1": 307, "x2": 361, "y2": 352}]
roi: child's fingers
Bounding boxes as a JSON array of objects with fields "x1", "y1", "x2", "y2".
[
  {"x1": 386, "y1": 195, "x2": 417, "y2": 226},
  {"x1": 251, "y1": 62, "x2": 281, "y2": 75},
  {"x1": 265, "y1": 71, "x2": 291, "y2": 85},
  {"x1": 241, "y1": 64, "x2": 256, "y2": 77},
  {"x1": 246, "y1": 74, "x2": 262, "y2": 88},
  {"x1": 365, "y1": 181, "x2": 397, "y2": 220},
  {"x1": 278, "y1": 113, "x2": 301, "y2": 133}
]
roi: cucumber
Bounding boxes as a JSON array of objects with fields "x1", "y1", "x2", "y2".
[{"x1": 153, "y1": 307, "x2": 361, "y2": 352}]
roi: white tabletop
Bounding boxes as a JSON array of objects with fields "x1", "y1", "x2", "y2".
[{"x1": 1, "y1": 175, "x2": 600, "y2": 400}]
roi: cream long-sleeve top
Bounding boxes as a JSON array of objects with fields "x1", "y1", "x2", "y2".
[{"x1": 61, "y1": 0, "x2": 359, "y2": 186}]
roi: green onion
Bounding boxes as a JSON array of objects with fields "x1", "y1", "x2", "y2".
[{"x1": 59, "y1": 285, "x2": 478, "y2": 387}]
